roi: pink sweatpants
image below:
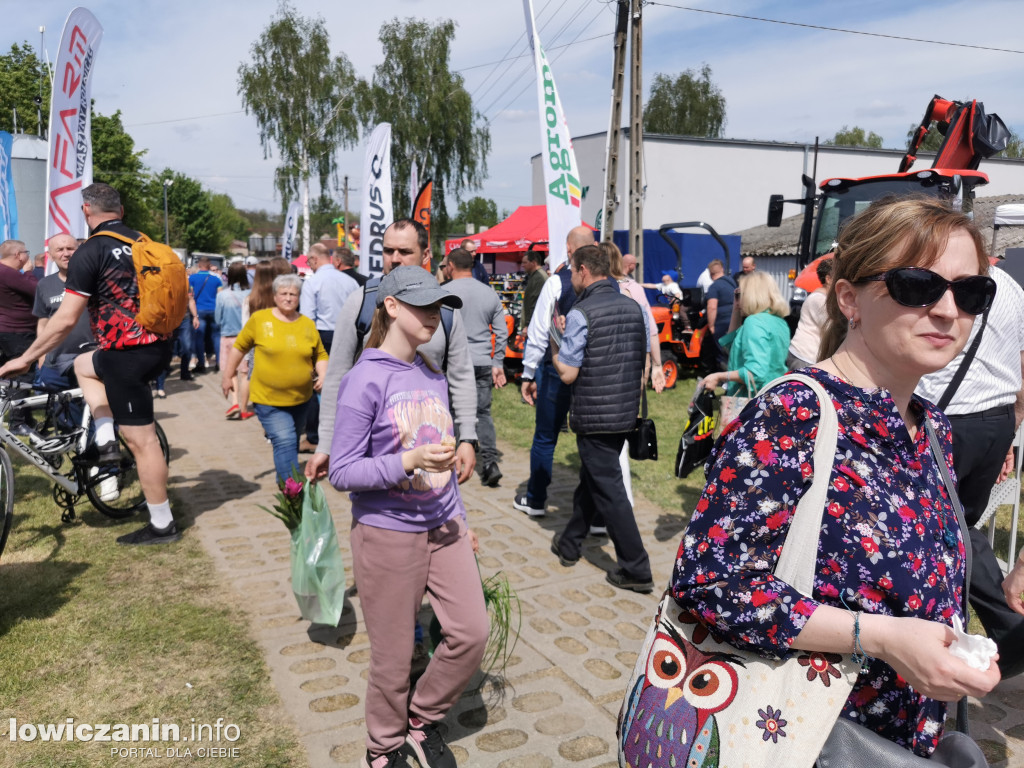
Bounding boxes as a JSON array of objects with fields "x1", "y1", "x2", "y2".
[{"x1": 351, "y1": 516, "x2": 489, "y2": 755}]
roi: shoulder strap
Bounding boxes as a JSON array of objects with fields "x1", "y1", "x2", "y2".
[
  {"x1": 937, "y1": 306, "x2": 989, "y2": 411},
  {"x1": 758, "y1": 373, "x2": 839, "y2": 595},
  {"x1": 88, "y1": 229, "x2": 138, "y2": 246},
  {"x1": 353, "y1": 276, "x2": 382, "y2": 363},
  {"x1": 440, "y1": 306, "x2": 454, "y2": 373},
  {"x1": 923, "y1": 418, "x2": 975, "y2": 735}
]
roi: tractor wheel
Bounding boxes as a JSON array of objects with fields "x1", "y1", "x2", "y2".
[{"x1": 661, "y1": 349, "x2": 679, "y2": 390}]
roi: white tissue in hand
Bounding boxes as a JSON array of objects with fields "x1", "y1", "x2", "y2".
[{"x1": 948, "y1": 616, "x2": 998, "y2": 671}]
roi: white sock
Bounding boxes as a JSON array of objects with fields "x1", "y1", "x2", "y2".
[
  {"x1": 147, "y1": 500, "x2": 174, "y2": 530},
  {"x1": 94, "y1": 417, "x2": 116, "y2": 446}
]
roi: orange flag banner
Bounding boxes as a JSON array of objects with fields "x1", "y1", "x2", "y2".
[{"x1": 412, "y1": 179, "x2": 432, "y2": 240}]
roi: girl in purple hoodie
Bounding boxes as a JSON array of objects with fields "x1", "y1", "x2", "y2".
[{"x1": 329, "y1": 266, "x2": 489, "y2": 768}]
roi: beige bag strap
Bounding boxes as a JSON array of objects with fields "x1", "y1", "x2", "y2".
[{"x1": 757, "y1": 373, "x2": 839, "y2": 596}]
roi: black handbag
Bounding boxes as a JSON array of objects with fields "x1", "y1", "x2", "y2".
[
  {"x1": 627, "y1": 386, "x2": 657, "y2": 461},
  {"x1": 818, "y1": 422, "x2": 989, "y2": 768}
]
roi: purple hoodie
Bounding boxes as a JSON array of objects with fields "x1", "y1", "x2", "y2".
[{"x1": 328, "y1": 348, "x2": 465, "y2": 532}]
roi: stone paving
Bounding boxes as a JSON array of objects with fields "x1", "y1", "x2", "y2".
[{"x1": 159, "y1": 374, "x2": 1024, "y2": 767}]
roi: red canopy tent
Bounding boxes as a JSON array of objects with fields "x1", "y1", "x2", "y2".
[{"x1": 444, "y1": 205, "x2": 594, "y2": 275}]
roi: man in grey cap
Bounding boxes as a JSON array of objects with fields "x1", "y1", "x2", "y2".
[{"x1": 305, "y1": 218, "x2": 478, "y2": 483}]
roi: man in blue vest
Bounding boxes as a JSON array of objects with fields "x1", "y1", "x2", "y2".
[{"x1": 549, "y1": 244, "x2": 653, "y2": 593}]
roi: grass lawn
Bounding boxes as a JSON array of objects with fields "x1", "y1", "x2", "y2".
[
  {"x1": 0, "y1": 460, "x2": 302, "y2": 768},
  {"x1": 491, "y1": 373, "x2": 1024, "y2": 628}
]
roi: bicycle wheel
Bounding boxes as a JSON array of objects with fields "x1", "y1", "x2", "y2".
[
  {"x1": 0, "y1": 447, "x2": 14, "y2": 561},
  {"x1": 85, "y1": 421, "x2": 171, "y2": 519}
]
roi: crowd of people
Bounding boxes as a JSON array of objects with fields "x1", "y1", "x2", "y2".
[{"x1": 4, "y1": 192, "x2": 1024, "y2": 767}]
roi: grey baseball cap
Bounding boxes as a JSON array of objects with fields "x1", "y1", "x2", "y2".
[{"x1": 377, "y1": 265, "x2": 463, "y2": 309}]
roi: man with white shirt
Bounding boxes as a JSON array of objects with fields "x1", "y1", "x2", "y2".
[
  {"x1": 917, "y1": 260, "x2": 1024, "y2": 679},
  {"x1": 513, "y1": 225, "x2": 594, "y2": 518}
]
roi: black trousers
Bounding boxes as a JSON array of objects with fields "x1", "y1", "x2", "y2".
[
  {"x1": 561, "y1": 432, "x2": 652, "y2": 581},
  {"x1": 304, "y1": 330, "x2": 333, "y2": 444},
  {"x1": 949, "y1": 404, "x2": 1024, "y2": 678}
]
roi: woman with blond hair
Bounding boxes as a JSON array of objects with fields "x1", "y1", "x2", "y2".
[
  {"x1": 698, "y1": 268, "x2": 790, "y2": 395},
  {"x1": 669, "y1": 197, "x2": 1000, "y2": 761}
]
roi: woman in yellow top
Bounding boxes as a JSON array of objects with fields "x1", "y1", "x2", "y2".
[{"x1": 221, "y1": 274, "x2": 328, "y2": 482}]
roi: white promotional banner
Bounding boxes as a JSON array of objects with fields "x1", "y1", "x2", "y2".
[
  {"x1": 408, "y1": 158, "x2": 418, "y2": 218},
  {"x1": 281, "y1": 201, "x2": 301, "y2": 262},
  {"x1": 360, "y1": 123, "x2": 393, "y2": 278},
  {"x1": 46, "y1": 7, "x2": 103, "y2": 242},
  {"x1": 523, "y1": 0, "x2": 582, "y2": 271}
]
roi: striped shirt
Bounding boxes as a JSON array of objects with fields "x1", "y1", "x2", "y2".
[{"x1": 916, "y1": 266, "x2": 1024, "y2": 414}]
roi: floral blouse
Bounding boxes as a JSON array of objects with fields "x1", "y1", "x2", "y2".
[{"x1": 671, "y1": 367, "x2": 966, "y2": 757}]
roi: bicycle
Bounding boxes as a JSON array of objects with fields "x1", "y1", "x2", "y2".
[{"x1": 0, "y1": 379, "x2": 170, "y2": 560}]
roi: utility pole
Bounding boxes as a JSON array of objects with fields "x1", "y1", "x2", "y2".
[
  {"x1": 628, "y1": 0, "x2": 644, "y2": 271},
  {"x1": 600, "y1": 1, "x2": 629, "y2": 243},
  {"x1": 341, "y1": 174, "x2": 357, "y2": 243}
]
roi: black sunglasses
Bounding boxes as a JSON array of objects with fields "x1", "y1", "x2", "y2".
[{"x1": 859, "y1": 267, "x2": 996, "y2": 316}]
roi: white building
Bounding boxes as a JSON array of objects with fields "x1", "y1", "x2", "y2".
[
  {"x1": 532, "y1": 130, "x2": 1024, "y2": 237},
  {"x1": 11, "y1": 134, "x2": 47, "y2": 257}
]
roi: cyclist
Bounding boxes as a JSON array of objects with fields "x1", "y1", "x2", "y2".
[{"x1": 0, "y1": 184, "x2": 178, "y2": 546}]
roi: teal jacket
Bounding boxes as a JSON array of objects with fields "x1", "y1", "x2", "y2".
[{"x1": 719, "y1": 311, "x2": 790, "y2": 396}]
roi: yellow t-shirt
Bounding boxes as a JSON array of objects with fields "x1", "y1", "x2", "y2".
[{"x1": 234, "y1": 309, "x2": 328, "y2": 407}]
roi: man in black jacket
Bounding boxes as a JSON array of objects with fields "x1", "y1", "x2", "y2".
[{"x1": 549, "y1": 244, "x2": 653, "y2": 593}]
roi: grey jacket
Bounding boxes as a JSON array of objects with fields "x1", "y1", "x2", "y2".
[{"x1": 316, "y1": 283, "x2": 478, "y2": 454}]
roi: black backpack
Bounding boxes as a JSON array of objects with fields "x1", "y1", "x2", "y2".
[{"x1": 354, "y1": 276, "x2": 454, "y2": 370}]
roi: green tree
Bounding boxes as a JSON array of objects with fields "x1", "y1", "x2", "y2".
[
  {"x1": 238, "y1": 208, "x2": 284, "y2": 235},
  {"x1": 643, "y1": 64, "x2": 726, "y2": 138},
  {"x1": 152, "y1": 169, "x2": 220, "y2": 253},
  {"x1": 355, "y1": 17, "x2": 491, "y2": 236},
  {"x1": 450, "y1": 196, "x2": 498, "y2": 234},
  {"x1": 238, "y1": 2, "x2": 360, "y2": 253},
  {"x1": 0, "y1": 42, "x2": 50, "y2": 135},
  {"x1": 92, "y1": 110, "x2": 154, "y2": 234},
  {"x1": 210, "y1": 193, "x2": 249, "y2": 247},
  {"x1": 826, "y1": 125, "x2": 883, "y2": 148}
]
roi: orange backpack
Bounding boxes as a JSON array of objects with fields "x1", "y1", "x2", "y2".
[{"x1": 91, "y1": 230, "x2": 189, "y2": 336}]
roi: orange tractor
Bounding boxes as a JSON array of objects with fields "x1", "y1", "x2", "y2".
[{"x1": 648, "y1": 222, "x2": 732, "y2": 388}]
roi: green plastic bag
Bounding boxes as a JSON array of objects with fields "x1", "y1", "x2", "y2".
[{"x1": 290, "y1": 481, "x2": 346, "y2": 625}]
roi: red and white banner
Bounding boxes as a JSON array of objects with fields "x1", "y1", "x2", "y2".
[
  {"x1": 523, "y1": 0, "x2": 581, "y2": 271},
  {"x1": 46, "y1": 7, "x2": 103, "y2": 242}
]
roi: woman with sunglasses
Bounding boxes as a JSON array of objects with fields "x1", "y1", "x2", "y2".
[{"x1": 670, "y1": 197, "x2": 1000, "y2": 761}]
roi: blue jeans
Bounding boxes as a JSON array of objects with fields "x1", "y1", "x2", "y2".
[
  {"x1": 254, "y1": 400, "x2": 311, "y2": 483},
  {"x1": 526, "y1": 361, "x2": 572, "y2": 508},
  {"x1": 193, "y1": 310, "x2": 220, "y2": 369},
  {"x1": 174, "y1": 313, "x2": 194, "y2": 375}
]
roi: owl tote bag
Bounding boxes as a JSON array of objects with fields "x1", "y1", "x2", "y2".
[{"x1": 618, "y1": 374, "x2": 859, "y2": 768}]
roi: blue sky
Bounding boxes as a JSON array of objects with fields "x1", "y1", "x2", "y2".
[{"x1": 9, "y1": 0, "x2": 1024, "y2": 222}]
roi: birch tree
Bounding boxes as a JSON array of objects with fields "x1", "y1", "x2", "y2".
[{"x1": 237, "y1": 2, "x2": 358, "y2": 253}]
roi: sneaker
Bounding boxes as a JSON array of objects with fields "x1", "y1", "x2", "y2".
[
  {"x1": 361, "y1": 749, "x2": 412, "y2": 768},
  {"x1": 98, "y1": 475, "x2": 121, "y2": 502},
  {"x1": 116, "y1": 522, "x2": 182, "y2": 546},
  {"x1": 589, "y1": 525, "x2": 608, "y2": 537},
  {"x1": 513, "y1": 493, "x2": 545, "y2": 518},
  {"x1": 606, "y1": 568, "x2": 655, "y2": 594},
  {"x1": 96, "y1": 441, "x2": 122, "y2": 467},
  {"x1": 405, "y1": 719, "x2": 456, "y2": 768},
  {"x1": 480, "y1": 462, "x2": 502, "y2": 487},
  {"x1": 298, "y1": 438, "x2": 317, "y2": 453},
  {"x1": 550, "y1": 533, "x2": 579, "y2": 567}
]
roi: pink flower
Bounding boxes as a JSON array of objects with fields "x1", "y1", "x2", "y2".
[{"x1": 283, "y1": 477, "x2": 304, "y2": 499}]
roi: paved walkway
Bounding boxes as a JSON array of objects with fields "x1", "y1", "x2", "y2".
[{"x1": 159, "y1": 374, "x2": 1024, "y2": 767}]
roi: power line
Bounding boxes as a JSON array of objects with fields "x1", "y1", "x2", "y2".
[
  {"x1": 125, "y1": 110, "x2": 246, "y2": 128},
  {"x1": 479, "y1": 0, "x2": 597, "y2": 118},
  {"x1": 644, "y1": 3, "x2": 1024, "y2": 55},
  {"x1": 487, "y1": 7, "x2": 612, "y2": 122}
]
